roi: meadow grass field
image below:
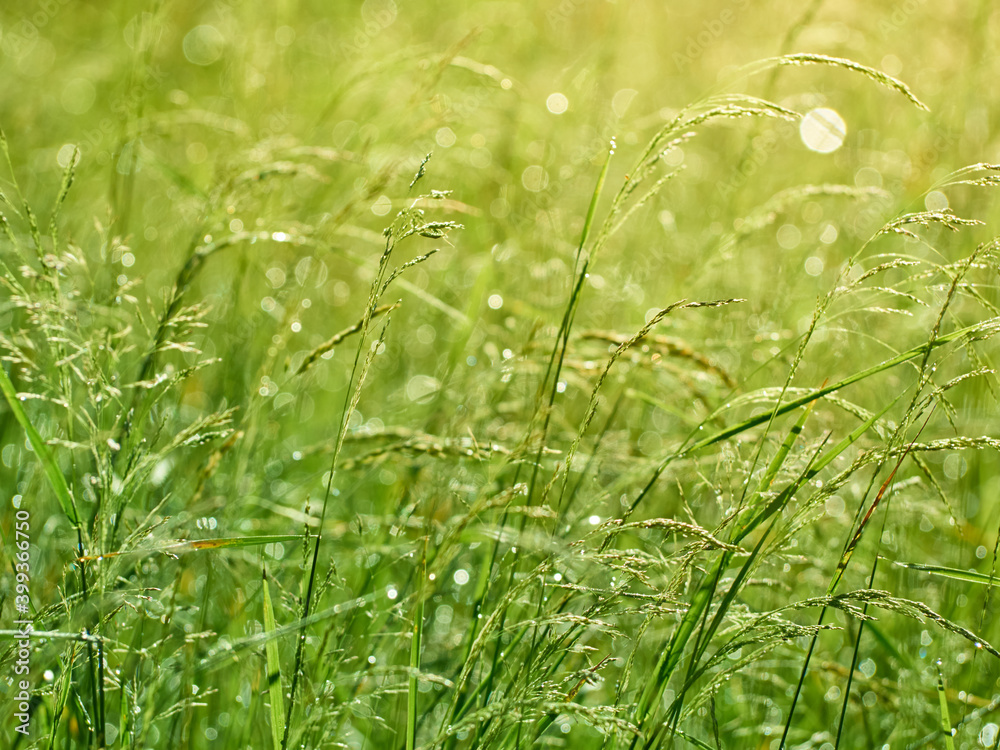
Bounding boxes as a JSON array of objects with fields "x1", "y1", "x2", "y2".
[{"x1": 1, "y1": 1, "x2": 999, "y2": 748}]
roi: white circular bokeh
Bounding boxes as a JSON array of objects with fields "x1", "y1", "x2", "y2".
[{"x1": 800, "y1": 108, "x2": 847, "y2": 154}]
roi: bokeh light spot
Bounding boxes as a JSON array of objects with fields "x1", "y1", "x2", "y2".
[{"x1": 800, "y1": 108, "x2": 847, "y2": 153}]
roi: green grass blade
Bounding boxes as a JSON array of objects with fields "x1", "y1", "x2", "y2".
[
  {"x1": 634, "y1": 404, "x2": 816, "y2": 734},
  {"x1": 936, "y1": 661, "x2": 956, "y2": 750},
  {"x1": 781, "y1": 398, "x2": 928, "y2": 749},
  {"x1": 683, "y1": 392, "x2": 900, "y2": 704},
  {"x1": 672, "y1": 728, "x2": 716, "y2": 750},
  {"x1": 734, "y1": 390, "x2": 903, "y2": 546},
  {"x1": 685, "y1": 318, "x2": 991, "y2": 457},
  {"x1": 407, "y1": 550, "x2": 427, "y2": 750},
  {"x1": 261, "y1": 566, "x2": 287, "y2": 750},
  {"x1": 893, "y1": 562, "x2": 999, "y2": 587},
  {"x1": 47, "y1": 645, "x2": 78, "y2": 750},
  {"x1": 730, "y1": 397, "x2": 819, "y2": 543},
  {"x1": 0, "y1": 363, "x2": 81, "y2": 528},
  {"x1": 578, "y1": 137, "x2": 615, "y2": 259},
  {"x1": 76, "y1": 534, "x2": 303, "y2": 560},
  {"x1": 665, "y1": 405, "x2": 827, "y2": 738}
]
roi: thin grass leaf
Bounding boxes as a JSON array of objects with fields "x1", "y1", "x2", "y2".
[
  {"x1": 0, "y1": 363, "x2": 81, "y2": 528},
  {"x1": 936, "y1": 661, "x2": 957, "y2": 750},
  {"x1": 893, "y1": 562, "x2": 999, "y2": 587},
  {"x1": 781, "y1": 407, "x2": 934, "y2": 749},
  {"x1": 633, "y1": 401, "x2": 819, "y2": 741},
  {"x1": 683, "y1": 316, "x2": 996, "y2": 458},
  {"x1": 261, "y1": 566, "x2": 287, "y2": 750},
  {"x1": 407, "y1": 546, "x2": 427, "y2": 750},
  {"x1": 75, "y1": 535, "x2": 303, "y2": 561},
  {"x1": 46, "y1": 644, "x2": 78, "y2": 750}
]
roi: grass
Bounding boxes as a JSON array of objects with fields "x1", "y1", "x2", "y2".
[{"x1": 1, "y1": 2, "x2": 999, "y2": 748}]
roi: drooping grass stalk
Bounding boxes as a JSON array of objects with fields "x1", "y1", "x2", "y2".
[
  {"x1": 438, "y1": 56, "x2": 945, "y2": 747},
  {"x1": 831, "y1": 241, "x2": 996, "y2": 745},
  {"x1": 735, "y1": 53, "x2": 929, "y2": 111},
  {"x1": 445, "y1": 141, "x2": 618, "y2": 747},
  {"x1": 632, "y1": 397, "x2": 833, "y2": 744},
  {"x1": 282, "y1": 285, "x2": 396, "y2": 748},
  {"x1": 282, "y1": 158, "x2": 459, "y2": 747},
  {"x1": 833, "y1": 406, "x2": 936, "y2": 749},
  {"x1": 782, "y1": 234, "x2": 994, "y2": 748},
  {"x1": 630, "y1": 403, "x2": 815, "y2": 736}
]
